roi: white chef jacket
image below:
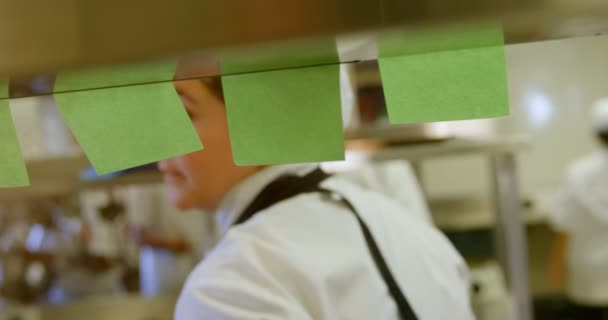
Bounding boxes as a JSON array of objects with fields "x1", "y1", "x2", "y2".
[
  {"x1": 335, "y1": 160, "x2": 432, "y2": 224},
  {"x1": 550, "y1": 151, "x2": 608, "y2": 305},
  {"x1": 176, "y1": 164, "x2": 474, "y2": 320}
]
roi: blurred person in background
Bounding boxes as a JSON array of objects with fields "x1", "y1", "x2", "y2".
[
  {"x1": 550, "y1": 97, "x2": 608, "y2": 319},
  {"x1": 357, "y1": 85, "x2": 388, "y2": 125},
  {"x1": 49, "y1": 193, "x2": 128, "y2": 302},
  {"x1": 158, "y1": 65, "x2": 474, "y2": 320}
]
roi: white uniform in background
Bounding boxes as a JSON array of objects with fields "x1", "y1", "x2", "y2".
[
  {"x1": 176, "y1": 164, "x2": 474, "y2": 320},
  {"x1": 550, "y1": 97, "x2": 608, "y2": 305},
  {"x1": 80, "y1": 191, "x2": 126, "y2": 262},
  {"x1": 551, "y1": 151, "x2": 608, "y2": 305},
  {"x1": 126, "y1": 185, "x2": 213, "y2": 297}
]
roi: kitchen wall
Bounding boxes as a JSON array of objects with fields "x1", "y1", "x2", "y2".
[{"x1": 422, "y1": 34, "x2": 608, "y2": 203}]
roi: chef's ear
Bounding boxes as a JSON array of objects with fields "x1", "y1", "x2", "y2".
[{"x1": 199, "y1": 77, "x2": 224, "y2": 103}]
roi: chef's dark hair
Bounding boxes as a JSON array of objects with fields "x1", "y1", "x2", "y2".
[
  {"x1": 598, "y1": 129, "x2": 608, "y2": 146},
  {"x1": 201, "y1": 77, "x2": 224, "y2": 102}
]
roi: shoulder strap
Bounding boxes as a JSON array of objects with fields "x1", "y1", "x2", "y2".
[
  {"x1": 234, "y1": 168, "x2": 330, "y2": 225},
  {"x1": 234, "y1": 168, "x2": 419, "y2": 320},
  {"x1": 314, "y1": 188, "x2": 419, "y2": 320}
]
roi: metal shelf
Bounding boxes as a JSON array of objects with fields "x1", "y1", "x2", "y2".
[
  {"x1": 430, "y1": 199, "x2": 548, "y2": 231},
  {"x1": 0, "y1": 136, "x2": 526, "y2": 199},
  {"x1": 0, "y1": 155, "x2": 162, "y2": 201},
  {"x1": 347, "y1": 135, "x2": 528, "y2": 161}
]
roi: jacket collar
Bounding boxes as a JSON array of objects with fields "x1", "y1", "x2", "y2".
[{"x1": 215, "y1": 164, "x2": 318, "y2": 235}]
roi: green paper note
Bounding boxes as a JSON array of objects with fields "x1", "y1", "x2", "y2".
[
  {"x1": 379, "y1": 23, "x2": 510, "y2": 124},
  {"x1": 380, "y1": 23, "x2": 505, "y2": 58},
  {"x1": 54, "y1": 82, "x2": 202, "y2": 175},
  {"x1": 223, "y1": 65, "x2": 344, "y2": 165},
  {"x1": 0, "y1": 80, "x2": 30, "y2": 187}
]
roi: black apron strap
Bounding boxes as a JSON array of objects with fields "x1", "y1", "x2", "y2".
[
  {"x1": 234, "y1": 168, "x2": 331, "y2": 225},
  {"x1": 315, "y1": 188, "x2": 419, "y2": 320},
  {"x1": 234, "y1": 168, "x2": 419, "y2": 320}
]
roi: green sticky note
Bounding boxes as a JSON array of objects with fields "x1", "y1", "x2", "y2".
[
  {"x1": 379, "y1": 23, "x2": 509, "y2": 123},
  {"x1": 54, "y1": 82, "x2": 202, "y2": 175},
  {"x1": 381, "y1": 23, "x2": 505, "y2": 57},
  {"x1": 0, "y1": 80, "x2": 30, "y2": 187},
  {"x1": 223, "y1": 65, "x2": 344, "y2": 165},
  {"x1": 54, "y1": 60, "x2": 177, "y2": 93}
]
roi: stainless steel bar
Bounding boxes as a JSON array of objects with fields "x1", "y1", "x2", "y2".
[
  {"x1": 490, "y1": 153, "x2": 533, "y2": 320},
  {"x1": 2, "y1": 0, "x2": 608, "y2": 77}
]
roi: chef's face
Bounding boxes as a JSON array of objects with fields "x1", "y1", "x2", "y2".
[{"x1": 158, "y1": 79, "x2": 261, "y2": 211}]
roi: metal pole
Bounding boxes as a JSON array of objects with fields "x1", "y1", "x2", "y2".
[{"x1": 490, "y1": 153, "x2": 533, "y2": 320}]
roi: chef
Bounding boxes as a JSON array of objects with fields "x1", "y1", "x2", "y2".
[
  {"x1": 549, "y1": 97, "x2": 608, "y2": 319},
  {"x1": 159, "y1": 65, "x2": 475, "y2": 319}
]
